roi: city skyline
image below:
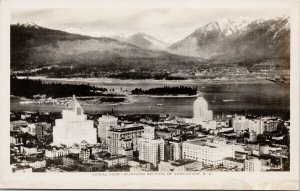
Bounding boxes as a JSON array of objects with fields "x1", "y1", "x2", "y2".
[
  {"x1": 5, "y1": 1, "x2": 297, "y2": 189},
  {"x1": 10, "y1": 93, "x2": 290, "y2": 173}
]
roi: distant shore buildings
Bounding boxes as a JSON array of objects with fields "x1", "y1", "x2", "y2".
[{"x1": 52, "y1": 95, "x2": 97, "y2": 146}]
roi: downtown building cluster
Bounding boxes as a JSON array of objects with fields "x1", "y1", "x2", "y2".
[{"x1": 10, "y1": 95, "x2": 290, "y2": 172}]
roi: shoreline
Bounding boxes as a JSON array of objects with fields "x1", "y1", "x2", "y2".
[
  {"x1": 15, "y1": 76, "x2": 289, "y2": 85},
  {"x1": 132, "y1": 91, "x2": 201, "y2": 98},
  {"x1": 12, "y1": 95, "x2": 138, "y2": 107}
]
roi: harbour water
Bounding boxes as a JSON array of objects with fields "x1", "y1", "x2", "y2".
[{"x1": 11, "y1": 78, "x2": 290, "y2": 119}]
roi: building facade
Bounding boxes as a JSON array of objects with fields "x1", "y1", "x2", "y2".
[
  {"x1": 103, "y1": 155, "x2": 128, "y2": 167},
  {"x1": 98, "y1": 115, "x2": 118, "y2": 144},
  {"x1": 223, "y1": 157, "x2": 245, "y2": 170},
  {"x1": 233, "y1": 116, "x2": 250, "y2": 132},
  {"x1": 158, "y1": 160, "x2": 202, "y2": 172},
  {"x1": 193, "y1": 96, "x2": 213, "y2": 123},
  {"x1": 169, "y1": 141, "x2": 182, "y2": 161},
  {"x1": 244, "y1": 158, "x2": 262, "y2": 172},
  {"x1": 79, "y1": 146, "x2": 92, "y2": 161},
  {"x1": 249, "y1": 119, "x2": 265, "y2": 135},
  {"x1": 138, "y1": 126, "x2": 164, "y2": 167},
  {"x1": 45, "y1": 147, "x2": 69, "y2": 159},
  {"x1": 108, "y1": 124, "x2": 144, "y2": 158},
  {"x1": 182, "y1": 138, "x2": 234, "y2": 167},
  {"x1": 53, "y1": 95, "x2": 97, "y2": 146}
]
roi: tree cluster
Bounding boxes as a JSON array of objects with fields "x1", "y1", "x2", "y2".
[
  {"x1": 11, "y1": 76, "x2": 107, "y2": 98},
  {"x1": 131, "y1": 86, "x2": 197, "y2": 96}
]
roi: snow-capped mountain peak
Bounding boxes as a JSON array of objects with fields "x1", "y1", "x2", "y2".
[
  {"x1": 16, "y1": 22, "x2": 42, "y2": 29},
  {"x1": 198, "y1": 17, "x2": 255, "y2": 36},
  {"x1": 111, "y1": 32, "x2": 168, "y2": 50},
  {"x1": 168, "y1": 16, "x2": 290, "y2": 59}
]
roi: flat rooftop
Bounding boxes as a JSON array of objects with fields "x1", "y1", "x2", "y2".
[
  {"x1": 185, "y1": 139, "x2": 209, "y2": 146},
  {"x1": 223, "y1": 157, "x2": 245, "y2": 163},
  {"x1": 171, "y1": 159, "x2": 197, "y2": 166},
  {"x1": 184, "y1": 139, "x2": 220, "y2": 148},
  {"x1": 109, "y1": 125, "x2": 144, "y2": 132}
]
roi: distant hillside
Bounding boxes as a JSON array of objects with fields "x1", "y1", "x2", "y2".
[
  {"x1": 111, "y1": 32, "x2": 169, "y2": 50},
  {"x1": 10, "y1": 17, "x2": 290, "y2": 79},
  {"x1": 11, "y1": 23, "x2": 197, "y2": 73},
  {"x1": 168, "y1": 17, "x2": 290, "y2": 64}
]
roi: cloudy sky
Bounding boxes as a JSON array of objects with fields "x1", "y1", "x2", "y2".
[{"x1": 11, "y1": 8, "x2": 289, "y2": 43}]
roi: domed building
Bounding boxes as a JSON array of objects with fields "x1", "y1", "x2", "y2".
[{"x1": 193, "y1": 96, "x2": 213, "y2": 123}]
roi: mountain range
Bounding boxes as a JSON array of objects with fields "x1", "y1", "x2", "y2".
[
  {"x1": 168, "y1": 16, "x2": 290, "y2": 61},
  {"x1": 11, "y1": 23, "x2": 195, "y2": 72},
  {"x1": 11, "y1": 16, "x2": 290, "y2": 75},
  {"x1": 111, "y1": 33, "x2": 169, "y2": 50}
]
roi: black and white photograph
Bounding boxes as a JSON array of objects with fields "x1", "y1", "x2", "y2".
[{"x1": 0, "y1": 0, "x2": 299, "y2": 190}]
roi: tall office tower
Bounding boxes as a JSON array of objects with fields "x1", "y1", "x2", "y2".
[
  {"x1": 53, "y1": 95, "x2": 97, "y2": 146},
  {"x1": 107, "y1": 124, "x2": 144, "y2": 159},
  {"x1": 193, "y1": 96, "x2": 213, "y2": 122},
  {"x1": 138, "y1": 126, "x2": 164, "y2": 167},
  {"x1": 169, "y1": 140, "x2": 183, "y2": 161},
  {"x1": 98, "y1": 115, "x2": 118, "y2": 144},
  {"x1": 248, "y1": 119, "x2": 265, "y2": 135}
]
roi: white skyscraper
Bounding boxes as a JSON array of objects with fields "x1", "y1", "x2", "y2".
[
  {"x1": 98, "y1": 115, "x2": 118, "y2": 144},
  {"x1": 193, "y1": 96, "x2": 213, "y2": 122},
  {"x1": 53, "y1": 95, "x2": 97, "y2": 146},
  {"x1": 138, "y1": 126, "x2": 164, "y2": 167}
]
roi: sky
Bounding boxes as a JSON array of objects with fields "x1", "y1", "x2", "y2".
[{"x1": 11, "y1": 8, "x2": 289, "y2": 44}]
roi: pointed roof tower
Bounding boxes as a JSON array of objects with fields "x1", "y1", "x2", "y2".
[{"x1": 68, "y1": 95, "x2": 84, "y2": 115}]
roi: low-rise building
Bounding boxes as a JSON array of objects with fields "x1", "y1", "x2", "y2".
[
  {"x1": 20, "y1": 146, "x2": 38, "y2": 155},
  {"x1": 10, "y1": 133, "x2": 23, "y2": 145},
  {"x1": 45, "y1": 146, "x2": 69, "y2": 159},
  {"x1": 158, "y1": 160, "x2": 202, "y2": 172},
  {"x1": 244, "y1": 158, "x2": 262, "y2": 172},
  {"x1": 223, "y1": 157, "x2": 245, "y2": 170},
  {"x1": 233, "y1": 116, "x2": 249, "y2": 132},
  {"x1": 79, "y1": 146, "x2": 92, "y2": 161},
  {"x1": 79, "y1": 160, "x2": 107, "y2": 172},
  {"x1": 22, "y1": 159, "x2": 46, "y2": 169},
  {"x1": 128, "y1": 160, "x2": 141, "y2": 167},
  {"x1": 247, "y1": 131, "x2": 258, "y2": 142},
  {"x1": 202, "y1": 120, "x2": 217, "y2": 130},
  {"x1": 28, "y1": 124, "x2": 37, "y2": 136},
  {"x1": 103, "y1": 155, "x2": 128, "y2": 167},
  {"x1": 249, "y1": 119, "x2": 265, "y2": 135},
  {"x1": 11, "y1": 165, "x2": 33, "y2": 173},
  {"x1": 62, "y1": 154, "x2": 79, "y2": 168},
  {"x1": 10, "y1": 120, "x2": 28, "y2": 131},
  {"x1": 35, "y1": 122, "x2": 51, "y2": 140},
  {"x1": 182, "y1": 138, "x2": 234, "y2": 167},
  {"x1": 129, "y1": 161, "x2": 153, "y2": 172}
]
